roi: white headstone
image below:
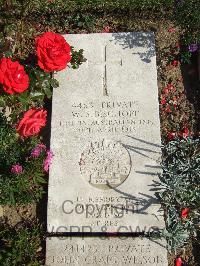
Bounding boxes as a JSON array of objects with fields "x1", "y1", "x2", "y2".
[
  {"x1": 46, "y1": 236, "x2": 168, "y2": 266},
  {"x1": 47, "y1": 32, "x2": 164, "y2": 233}
]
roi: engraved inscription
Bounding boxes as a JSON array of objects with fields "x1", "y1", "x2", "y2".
[
  {"x1": 79, "y1": 139, "x2": 131, "y2": 190},
  {"x1": 46, "y1": 240, "x2": 168, "y2": 265},
  {"x1": 56, "y1": 100, "x2": 155, "y2": 137}
]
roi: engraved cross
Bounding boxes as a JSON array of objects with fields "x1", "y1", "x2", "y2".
[{"x1": 89, "y1": 45, "x2": 123, "y2": 96}]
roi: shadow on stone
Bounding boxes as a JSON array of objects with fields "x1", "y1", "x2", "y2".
[
  {"x1": 126, "y1": 135, "x2": 161, "y2": 148},
  {"x1": 111, "y1": 32, "x2": 156, "y2": 63},
  {"x1": 108, "y1": 184, "x2": 161, "y2": 215},
  {"x1": 102, "y1": 135, "x2": 163, "y2": 222}
]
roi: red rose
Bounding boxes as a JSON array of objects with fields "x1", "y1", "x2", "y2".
[
  {"x1": 36, "y1": 32, "x2": 71, "y2": 72},
  {"x1": 102, "y1": 26, "x2": 110, "y2": 33},
  {"x1": 163, "y1": 84, "x2": 175, "y2": 94},
  {"x1": 175, "y1": 257, "x2": 182, "y2": 266},
  {"x1": 168, "y1": 27, "x2": 175, "y2": 33},
  {"x1": 167, "y1": 132, "x2": 176, "y2": 141},
  {"x1": 16, "y1": 109, "x2": 47, "y2": 137},
  {"x1": 172, "y1": 96, "x2": 178, "y2": 108},
  {"x1": 165, "y1": 104, "x2": 172, "y2": 113},
  {"x1": 171, "y1": 60, "x2": 179, "y2": 67},
  {"x1": 160, "y1": 97, "x2": 167, "y2": 105},
  {"x1": 181, "y1": 208, "x2": 190, "y2": 219},
  {"x1": 0, "y1": 58, "x2": 29, "y2": 94},
  {"x1": 181, "y1": 127, "x2": 190, "y2": 138}
]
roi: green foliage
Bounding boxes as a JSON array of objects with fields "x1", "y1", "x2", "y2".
[
  {"x1": 0, "y1": 0, "x2": 174, "y2": 36},
  {"x1": 175, "y1": 0, "x2": 200, "y2": 45},
  {"x1": 71, "y1": 47, "x2": 87, "y2": 69},
  {"x1": 161, "y1": 206, "x2": 192, "y2": 251},
  {"x1": 0, "y1": 114, "x2": 47, "y2": 205},
  {"x1": 175, "y1": 0, "x2": 200, "y2": 63},
  {"x1": 180, "y1": 49, "x2": 193, "y2": 65},
  {"x1": 0, "y1": 0, "x2": 174, "y2": 15},
  {"x1": 0, "y1": 220, "x2": 43, "y2": 266},
  {"x1": 159, "y1": 138, "x2": 200, "y2": 208},
  {"x1": 71, "y1": 13, "x2": 95, "y2": 30},
  {"x1": 0, "y1": 53, "x2": 85, "y2": 123},
  {"x1": 158, "y1": 138, "x2": 200, "y2": 251},
  {"x1": 0, "y1": 67, "x2": 52, "y2": 122}
]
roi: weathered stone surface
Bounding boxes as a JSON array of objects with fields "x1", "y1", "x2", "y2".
[
  {"x1": 47, "y1": 32, "x2": 164, "y2": 233},
  {"x1": 46, "y1": 236, "x2": 168, "y2": 266}
]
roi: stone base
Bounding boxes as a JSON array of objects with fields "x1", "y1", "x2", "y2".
[{"x1": 46, "y1": 236, "x2": 168, "y2": 266}]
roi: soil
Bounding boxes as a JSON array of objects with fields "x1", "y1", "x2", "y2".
[{"x1": 3, "y1": 204, "x2": 36, "y2": 227}]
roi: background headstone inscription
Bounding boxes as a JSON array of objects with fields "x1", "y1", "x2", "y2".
[
  {"x1": 47, "y1": 32, "x2": 165, "y2": 233},
  {"x1": 46, "y1": 237, "x2": 168, "y2": 266}
]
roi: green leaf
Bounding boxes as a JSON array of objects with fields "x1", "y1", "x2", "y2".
[
  {"x1": 18, "y1": 92, "x2": 29, "y2": 103},
  {"x1": 36, "y1": 176, "x2": 46, "y2": 184},
  {"x1": 30, "y1": 91, "x2": 44, "y2": 99},
  {"x1": 0, "y1": 96, "x2": 6, "y2": 107},
  {"x1": 50, "y1": 78, "x2": 59, "y2": 88},
  {"x1": 43, "y1": 86, "x2": 52, "y2": 99},
  {"x1": 4, "y1": 51, "x2": 13, "y2": 57}
]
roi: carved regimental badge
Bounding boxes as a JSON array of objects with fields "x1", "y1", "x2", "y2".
[{"x1": 79, "y1": 139, "x2": 131, "y2": 190}]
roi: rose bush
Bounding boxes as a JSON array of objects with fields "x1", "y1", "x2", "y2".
[
  {"x1": 0, "y1": 30, "x2": 85, "y2": 211},
  {"x1": 36, "y1": 32, "x2": 71, "y2": 72},
  {"x1": 0, "y1": 57, "x2": 29, "y2": 94},
  {"x1": 0, "y1": 31, "x2": 85, "y2": 205},
  {"x1": 16, "y1": 108, "x2": 47, "y2": 137},
  {"x1": 0, "y1": 113, "x2": 48, "y2": 205},
  {"x1": 0, "y1": 32, "x2": 85, "y2": 115}
]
